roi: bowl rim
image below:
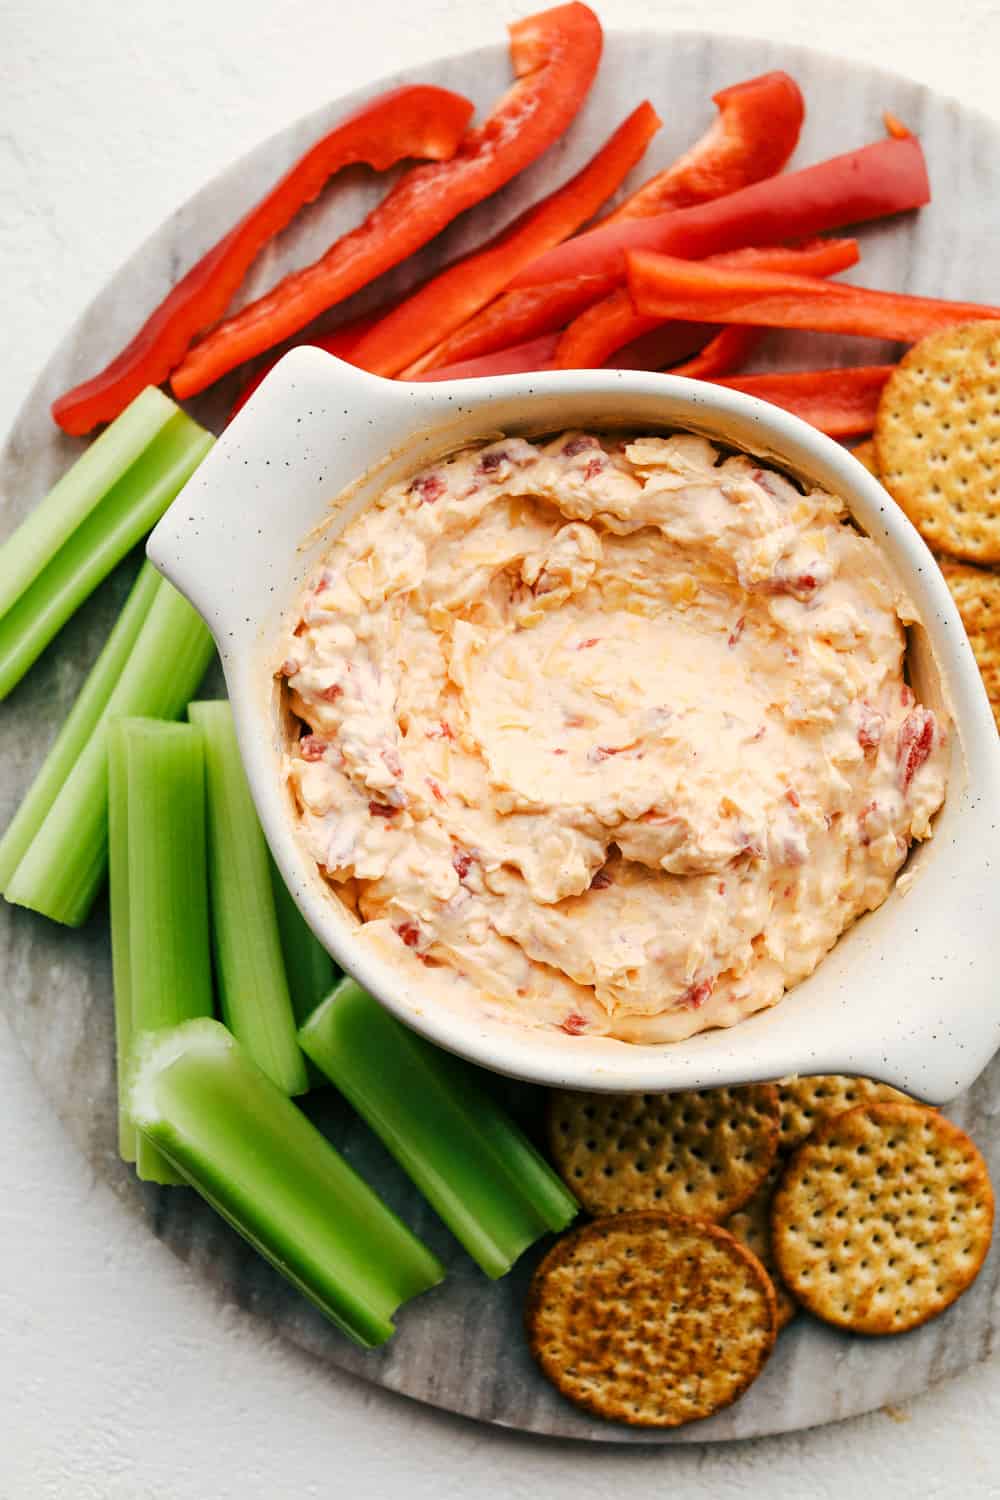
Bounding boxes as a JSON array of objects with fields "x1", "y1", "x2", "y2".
[{"x1": 149, "y1": 348, "x2": 1000, "y2": 1101}]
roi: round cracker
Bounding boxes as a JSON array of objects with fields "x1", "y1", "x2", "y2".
[
  {"x1": 938, "y1": 557, "x2": 1000, "y2": 731},
  {"x1": 726, "y1": 1160, "x2": 798, "y2": 1330},
  {"x1": 777, "y1": 1075, "x2": 914, "y2": 1153},
  {"x1": 525, "y1": 1211, "x2": 777, "y2": 1426},
  {"x1": 547, "y1": 1085, "x2": 780, "y2": 1221},
  {"x1": 875, "y1": 321, "x2": 1000, "y2": 564},
  {"x1": 772, "y1": 1103, "x2": 994, "y2": 1335}
]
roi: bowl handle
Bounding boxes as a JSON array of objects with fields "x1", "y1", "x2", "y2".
[{"x1": 146, "y1": 348, "x2": 431, "y2": 642}]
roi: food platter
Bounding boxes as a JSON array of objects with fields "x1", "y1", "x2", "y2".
[{"x1": 2, "y1": 27, "x2": 999, "y2": 1443}]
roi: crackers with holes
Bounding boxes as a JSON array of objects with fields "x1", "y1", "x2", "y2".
[
  {"x1": 938, "y1": 557, "x2": 1000, "y2": 730},
  {"x1": 726, "y1": 1162, "x2": 798, "y2": 1330},
  {"x1": 547, "y1": 1085, "x2": 780, "y2": 1220},
  {"x1": 772, "y1": 1103, "x2": 994, "y2": 1335},
  {"x1": 777, "y1": 1075, "x2": 914, "y2": 1154},
  {"x1": 875, "y1": 322, "x2": 1000, "y2": 564},
  {"x1": 525, "y1": 1212, "x2": 777, "y2": 1426}
]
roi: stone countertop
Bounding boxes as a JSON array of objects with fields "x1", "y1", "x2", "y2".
[{"x1": 3, "y1": 1, "x2": 1000, "y2": 1494}]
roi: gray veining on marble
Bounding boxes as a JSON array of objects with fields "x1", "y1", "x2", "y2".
[{"x1": 1, "y1": 29, "x2": 998, "y2": 1443}]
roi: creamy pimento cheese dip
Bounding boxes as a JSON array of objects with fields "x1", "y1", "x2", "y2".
[{"x1": 281, "y1": 431, "x2": 948, "y2": 1043}]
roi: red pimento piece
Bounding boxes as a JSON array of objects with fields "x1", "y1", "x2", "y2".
[
  {"x1": 857, "y1": 704, "x2": 885, "y2": 751},
  {"x1": 321, "y1": 683, "x2": 343, "y2": 703},
  {"x1": 427, "y1": 777, "x2": 446, "y2": 803},
  {"x1": 563, "y1": 434, "x2": 601, "y2": 456},
  {"x1": 452, "y1": 848, "x2": 473, "y2": 880},
  {"x1": 396, "y1": 922, "x2": 422, "y2": 948},
  {"x1": 576, "y1": 637, "x2": 600, "y2": 650},
  {"x1": 369, "y1": 800, "x2": 398, "y2": 818},
  {"x1": 560, "y1": 1012, "x2": 589, "y2": 1035},
  {"x1": 583, "y1": 457, "x2": 605, "y2": 481},
  {"x1": 299, "y1": 735, "x2": 327, "y2": 762},
  {"x1": 727, "y1": 616, "x2": 746, "y2": 648},
  {"x1": 478, "y1": 449, "x2": 509, "y2": 474},
  {"x1": 897, "y1": 707, "x2": 936, "y2": 791},
  {"x1": 411, "y1": 473, "x2": 446, "y2": 505},
  {"x1": 680, "y1": 978, "x2": 715, "y2": 1009},
  {"x1": 785, "y1": 787, "x2": 800, "y2": 808}
]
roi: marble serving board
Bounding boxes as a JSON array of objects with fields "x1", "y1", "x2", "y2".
[{"x1": 2, "y1": 29, "x2": 999, "y2": 1444}]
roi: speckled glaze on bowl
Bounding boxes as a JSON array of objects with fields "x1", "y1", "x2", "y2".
[{"x1": 147, "y1": 347, "x2": 1000, "y2": 1102}]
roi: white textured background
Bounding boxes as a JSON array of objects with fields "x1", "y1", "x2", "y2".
[{"x1": 3, "y1": 2, "x2": 1000, "y2": 1495}]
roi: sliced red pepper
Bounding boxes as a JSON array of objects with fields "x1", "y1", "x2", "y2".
[
  {"x1": 710, "y1": 366, "x2": 896, "y2": 437},
  {"x1": 670, "y1": 325, "x2": 763, "y2": 378},
  {"x1": 555, "y1": 238, "x2": 860, "y2": 368},
  {"x1": 610, "y1": 322, "x2": 720, "y2": 371},
  {"x1": 409, "y1": 334, "x2": 559, "y2": 381},
  {"x1": 50, "y1": 86, "x2": 474, "y2": 435},
  {"x1": 408, "y1": 70, "x2": 803, "y2": 378},
  {"x1": 510, "y1": 134, "x2": 930, "y2": 289},
  {"x1": 171, "y1": 2, "x2": 603, "y2": 400},
  {"x1": 626, "y1": 252, "x2": 1000, "y2": 341},
  {"x1": 349, "y1": 102, "x2": 661, "y2": 378},
  {"x1": 228, "y1": 309, "x2": 386, "y2": 419},
  {"x1": 403, "y1": 274, "x2": 617, "y2": 376},
  {"x1": 602, "y1": 71, "x2": 803, "y2": 223}
]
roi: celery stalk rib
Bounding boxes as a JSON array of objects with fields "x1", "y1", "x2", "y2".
[
  {"x1": 268, "y1": 853, "x2": 337, "y2": 1028},
  {"x1": 130, "y1": 1019, "x2": 444, "y2": 1345},
  {"x1": 300, "y1": 979, "x2": 578, "y2": 1278},
  {"x1": 0, "y1": 562, "x2": 161, "y2": 890},
  {"x1": 115, "y1": 720, "x2": 214, "y2": 1183},
  {"x1": 107, "y1": 722, "x2": 137, "y2": 1162},
  {"x1": 188, "y1": 702, "x2": 308, "y2": 1096},
  {"x1": 0, "y1": 387, "x2": 176, "y2": 622},
  {"x1": 0, "y1": 412, "x2": 212, "y2": 700},
  {"x1": 4, "y1": 582, "x2": 214, "y2": 925}
]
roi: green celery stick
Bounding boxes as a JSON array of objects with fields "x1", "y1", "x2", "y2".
[
  {"x1": 300, "y1": 979, "x2": 578, "y2": 1278},
  {"x1": 107, "y1": 721, "x2": 136, "y2": 1162},
  {"x1": 188, "y1": 702, "x2": 308, "y2": 1096},
  {"x1": 0, "y1": 386, "x2": 176, "y2": 622},
  {"x1": 268, "y1": 852, "x2": 337, "y2": 1028},
  {"x1": 0, "y1": 562, "x2": 162, "y2": 889},
  {"x1": 130, "y1": 1018, "x2": 444, "y2": 1344},
  {"x1": 5, "y1": 582, "x2": 214, "y2": 925},
  {"x1": 113, "y1": 719, "x2": 214, "y2": 1183},
  {"x1": 0, "y1": 410, "x2": 212, "y2": 700}
]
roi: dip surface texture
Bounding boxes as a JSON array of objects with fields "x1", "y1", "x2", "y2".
[{"x1": 283, "y1": 432, "x2": 948, "y2": 1042}]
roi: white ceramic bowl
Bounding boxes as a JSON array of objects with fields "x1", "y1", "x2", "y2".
[{"x1": 148, "y1": 347, "x2": 1000, "y2": 1102}]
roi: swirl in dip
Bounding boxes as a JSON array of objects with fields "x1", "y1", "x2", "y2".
[{"x1": 281, "y1": 431, "x2": 948, "y2": 1043}]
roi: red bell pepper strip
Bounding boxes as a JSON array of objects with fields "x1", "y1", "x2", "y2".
[
  {"x1": 510, "y1": 134, "x2": 930, "y2": 289},
  {"x1": 409, "y1": 334, "x2": 560, "y2": 381},
  {"x1": 626, "y1": 252, "x2": 1000, "y2": 342},
  {"x1": 227, "y1": 310, "x2": 385, "y2": 420},
  {"x1": 670, "y1": 325, "x2": 763, "y2": 378},
  {"x1": 609, "y1": 322, "x2": 719, "y2": 371},
  {"x1": 50, "y1": 87, "x2": 475, "y2": 435},
  {"x1": 556, "y1": 238, "x2": 861, "y2": 368},
  {"x1": 403, "y1": 274, "x2": 617, "y2": 376},
  {"x1": 602, "y1": 71, "x2": 804, "y2": 223},
  {"x1": 709, "y1": 366, "x2": 896, "y2": 437},
  {"x1": 348, "y1": 102, "x2": 661, "y2": 378},
  {"x1": 171, "y1": 3, "x2": 604, "y2": 400},
  {"x1": 407, "y1": 70, "x2": 803, "y2": 378}
]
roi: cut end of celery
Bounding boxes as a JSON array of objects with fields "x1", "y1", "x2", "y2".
[
  {"x1": 132, "y1": 1019, "x2": 443, "y2": 1346},
  {"x1": 301, "y1": 979, "x2": 578, "y2": 1279}
]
